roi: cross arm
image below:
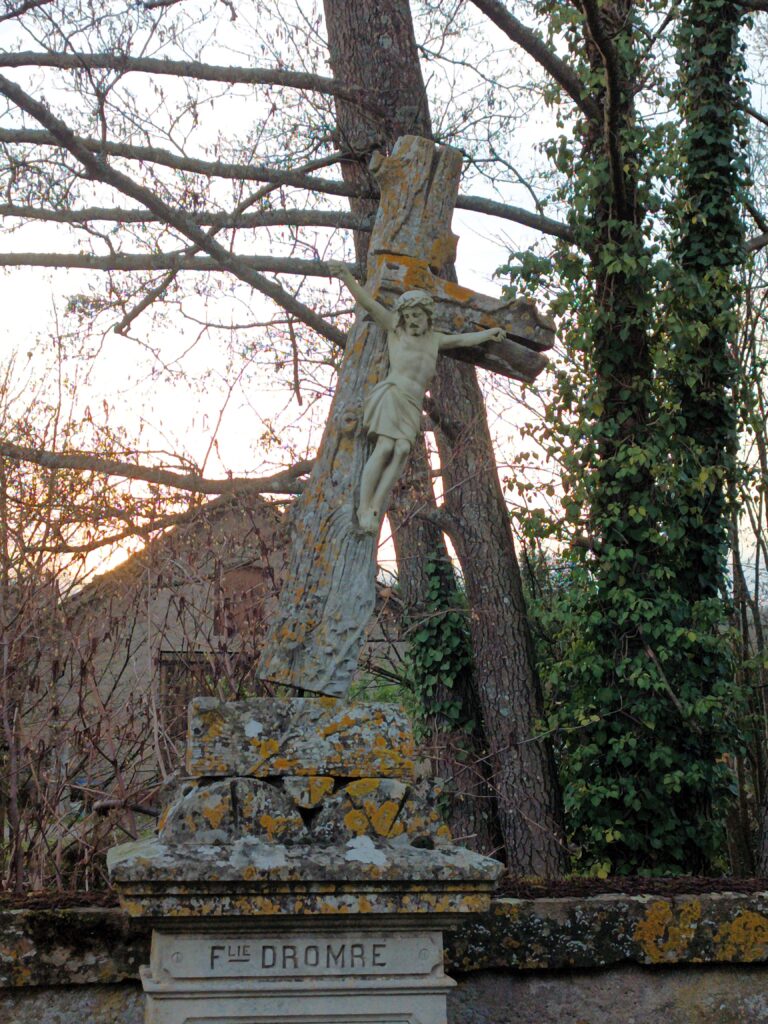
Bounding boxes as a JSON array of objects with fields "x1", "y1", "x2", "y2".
[{"x1": 373, "y1": 256, "x2": 555, "y2": 385}]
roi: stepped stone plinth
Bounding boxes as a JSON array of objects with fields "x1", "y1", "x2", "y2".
[{"x1": 109, "y1": 697, "x2": 502, "y2": 1024}]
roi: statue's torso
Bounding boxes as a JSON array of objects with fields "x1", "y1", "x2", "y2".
[{"x1": 385, "y1": 327, "x2": 440, "y2": 396}]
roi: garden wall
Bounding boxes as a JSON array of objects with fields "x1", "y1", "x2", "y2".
[{"x1": 2, "y1": 892, "x2": 768, "y2": 1023}]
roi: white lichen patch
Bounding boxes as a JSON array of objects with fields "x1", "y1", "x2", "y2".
[
  {"x1": 229, "y1": 837, "x2": 288, "y2": 870},
  {"x1": 344, "y1": 835, "x2": 388, "y2": 866}
]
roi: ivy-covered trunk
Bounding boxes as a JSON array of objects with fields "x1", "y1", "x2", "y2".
[
  {"x1": 664, "y1": 0, "x2": 747, "y2": 867},
  {"x1": 543, "y1": 0, "x2": 745, "y2": 874},
  {"x1": 669, "y1": 0, "x2": 745, "y2": 603},
  {"x1": 548, "y1": 0, "x2": 675, "y2": 875}
]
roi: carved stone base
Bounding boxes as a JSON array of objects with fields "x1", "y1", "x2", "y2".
[{"x1": 108, "y1": 699, "x2": 503, "y2": 1024}]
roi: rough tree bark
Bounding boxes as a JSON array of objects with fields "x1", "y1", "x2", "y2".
[
  {"x1": 322, "y1": 0, "x2": 565, "y2": 874},
  {"x1": 431, "y1": 363, "x2": 566, "y2": 875}
]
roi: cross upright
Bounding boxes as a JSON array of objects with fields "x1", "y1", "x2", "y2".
[{"x1": 256, "y1": 135, "x2": 554, "y2": 698}]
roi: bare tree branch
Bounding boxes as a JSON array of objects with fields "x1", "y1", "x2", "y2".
[
  {"x1": 34, "y1": 490, "x2": 292, "y2": 553},
  {"x1": 0, "y1": 127, "x2": 361, "y2": 197},
  {"x1": 468, "y1": 0, "x2": 600, "y2": 122},
  {"x1": 0, "y1": 202, "x2": 371, "y2": 231},
  {"x1": 411, "y1": 503, "x2": 461, "y2": 542},
  {"x1": 455, "y1": 194, "x2": 575, "y2": 243},
  {"x1": 0, "y1": 52, "x2": 383, "y2": 112},
  {"x1": 113, "y1": 269, "x2": 177, "y2": 335},
  {"x1": 745, "y1": 197, "x2": 768, "y2": 234},
  {"x1": 0, "y1": 0, "x2": 51, "y2": 20},
  {"x1": 747, "y1": 230, "x2": 768, "y2": 253},
  {"x1": 0, "y1": 439, "x2": 313, "y2": 494},
  {"x1": 0, "y1": 76, "x2": 347, "y2": 346},
  {"x1": 743, "y1": 103, "x2": 768, "y2": 129},
  {"x1": 0, "y1": 252, "x2": 356, "y2": 275},
  {"x1": 0, "y1": 126, "x2": 575, "y2": 242},
  {"x1": 0, "y1": 194, "x2": 571, "y2": 243},
  {"x1": 93, "y1": 798, "x2": 159, "y2": 817}
]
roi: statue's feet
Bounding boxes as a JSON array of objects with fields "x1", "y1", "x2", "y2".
[{"x1": 357, "y1": 506, "x2": 380, "y2": 534}]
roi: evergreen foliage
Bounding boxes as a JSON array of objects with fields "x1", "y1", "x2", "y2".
[
  {"x1": 403, "y1": 559, "x2": 476, "y2": 735},
  {"x1": 512, "y1": 0, "x2": 748, "y2": 875}
]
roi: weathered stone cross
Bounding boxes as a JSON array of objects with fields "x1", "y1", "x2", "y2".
[{"x1": 256, "y1": 135, "x2": 554, "y2": 698}]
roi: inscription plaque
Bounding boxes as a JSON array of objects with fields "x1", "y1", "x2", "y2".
[{"x1": 158, "y1": 931, "x2": 441, "y2": 980}]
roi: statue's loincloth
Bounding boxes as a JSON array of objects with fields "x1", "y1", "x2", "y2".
[{"x1": 362, "y1": 374, "x2": 422, "y2": 442}]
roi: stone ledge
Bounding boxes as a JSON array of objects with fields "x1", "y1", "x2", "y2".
[
  {"x1": 107, "y1": 834, "x2": 501, "y2": 918},
  {"x1": 4, "y1": 892, "x2": 768, "y2": 989},
  {"x1": 447, "y1": 892, "x2": 768, "y2": 971},
  {"x1": 0, "y1": 907, "x2": 148, "y2": 988}
]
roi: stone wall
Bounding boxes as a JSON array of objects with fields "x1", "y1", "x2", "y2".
[{"x1": 3, "y1": 894, "x2": 768, "y2": 1023}]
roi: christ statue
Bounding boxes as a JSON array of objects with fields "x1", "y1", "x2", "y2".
[{"x1": 327, "y1": 261, "x2": 504, "y2": 534}]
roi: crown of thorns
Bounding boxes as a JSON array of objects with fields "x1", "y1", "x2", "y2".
[{"x1": 393, "y1": 289, "x2": 435, "y2": 318}]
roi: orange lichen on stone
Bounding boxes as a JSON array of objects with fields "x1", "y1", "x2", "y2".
[
  {"x1": 119, "y1": 898, "x2": 145, "y2": 917},
  {"x1": 319, "y1": 712, "x2": 356, "y2": 738},
  {"x1": 187, "y1": 753, "x2": 229, "y2": 776},
  {"x1": 284, "y1": 775, "x2": 335, "y2": 809},
  {"x1": 428, "y1": 231, "x2": 458, "y2": 270},
  {"x1": 441, "y1": 278, "x2": 476, "y2": 303},
  {"x1": 308, "y1": 777, "x2": 335, "y2": 804},
  {"x1": 346, "y1": 779, "x2": 380, "y2": 799},
  {"x1": 367, "y1": 799, "x2": 401, "y2": 836},
  {"x1": 632, "y1": 899, "x2": 702, "y2": 964},
  {"x1": 714, "y1": 910, "x2": 768, "y2": 961},
  {"x1": 253, "y1": 738, "x2": 280, "y2": 761},
  {"x1": 343, "y1": 808, "x2": 369, "y2": 835},
  {"x1": 201, "y1": 798, "x2": 227, "y2": 830},
  {"x1": 258, "y1": 812, "x2": 293, "y2": 841}
]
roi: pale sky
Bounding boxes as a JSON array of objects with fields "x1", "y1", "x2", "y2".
[{"x1": 2, "y1": 1, "x2": 763, "y2": 588}]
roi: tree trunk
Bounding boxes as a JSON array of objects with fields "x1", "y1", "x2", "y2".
[
  {"x1": 431, "y1": 360, "x2": 567, "y2": 875},
  {"x1": 388, "y1": 446, "x2": 503, "y2": 855},
  {"x1": 322, "y1": 0, "x2": 565, "y2": 874}
]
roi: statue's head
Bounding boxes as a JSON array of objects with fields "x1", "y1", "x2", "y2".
[{"x1": 393, "y1": 289, "x2": 435, "y2": 334}]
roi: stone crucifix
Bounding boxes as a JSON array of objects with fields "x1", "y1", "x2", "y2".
[{"x1": 256, "y1": 135, "x2": 554, "y2": 698}]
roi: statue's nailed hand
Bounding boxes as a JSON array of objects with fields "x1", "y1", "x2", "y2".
[{"x1": 487, "y1": 327, "x2": 506, "y2": 343}]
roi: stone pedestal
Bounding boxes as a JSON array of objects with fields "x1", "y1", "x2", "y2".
[{"x1": 108, "y1": 698, "x2": 503, "y2": 1024}]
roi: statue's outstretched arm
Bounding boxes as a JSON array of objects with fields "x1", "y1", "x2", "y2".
[
  {"x1": 438, "y1": 326, "x2": 505, "y2": 351},
  {"x1": 326, "y1": 260, "x2": 396, "y2": 332}
]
